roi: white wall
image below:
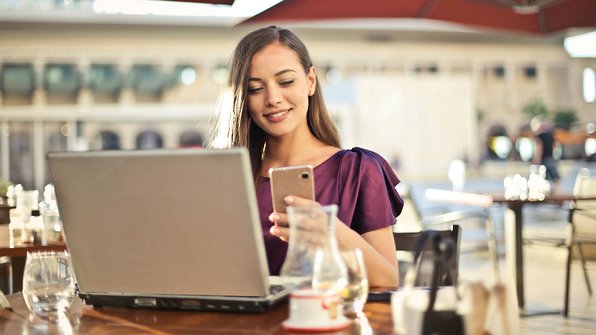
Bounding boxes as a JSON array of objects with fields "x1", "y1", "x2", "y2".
[{"x1": 351, "y1": 74, "x2": 475, "y2": 180}]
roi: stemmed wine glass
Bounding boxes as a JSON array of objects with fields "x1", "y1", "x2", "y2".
[{"x1": 340, "y1": 248, "x2": 369, "y2": 317}]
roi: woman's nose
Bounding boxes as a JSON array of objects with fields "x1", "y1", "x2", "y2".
[{"x1": 265, "y1": 87, "x2": 282, "y2": 106}]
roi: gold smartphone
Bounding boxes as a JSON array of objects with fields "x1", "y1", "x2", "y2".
[{"x1": 269, "y1": 165, "x2": 315, "y2": 213}]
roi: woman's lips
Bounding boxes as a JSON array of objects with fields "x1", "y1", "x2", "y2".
[{"x1": 265, "y1": 109, "x2": 290, "y2": 122}]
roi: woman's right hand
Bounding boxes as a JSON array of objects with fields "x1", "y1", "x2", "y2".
[
  {"x1": 269, "y1": 212, "x2": 290, "y2": 242},
  {"x1": 268, "y1": 195, "x2": 320, "y2": 242}
]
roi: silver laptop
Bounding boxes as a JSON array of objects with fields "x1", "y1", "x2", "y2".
[{"x1": 47, "y1": 148, "x2": 288, "y2": 313}]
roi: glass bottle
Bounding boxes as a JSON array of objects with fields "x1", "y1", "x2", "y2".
[
  {"x1": 39, "y1": 184, "x2": 62, "y2": 245},
  {"x1": 280, "y1": 204, "x2": 347, "y2": 294}
]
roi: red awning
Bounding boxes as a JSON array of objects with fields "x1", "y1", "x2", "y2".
[{"x1": 240, "y1": 0, "x2": 596, "y2": 35}]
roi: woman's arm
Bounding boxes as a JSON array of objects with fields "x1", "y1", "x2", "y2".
[
  {"x1": 335, "y1": 224, "x2": 398, "y2": 288},
  {"x1": 269, "y1": 195, "x2": 399, "y2": 288}
]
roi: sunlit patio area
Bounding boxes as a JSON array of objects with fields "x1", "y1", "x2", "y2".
[{"x1": 401, "y1": 160, "x2": 596, "y2": 334}]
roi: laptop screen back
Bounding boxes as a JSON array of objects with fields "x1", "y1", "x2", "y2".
[{"x1": 47, "y1": 148, "x2": 270, "y2": 298}]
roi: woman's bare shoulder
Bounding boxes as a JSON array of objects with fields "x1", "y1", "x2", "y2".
[{"x1": 311, "y1": 145, "x2": 342, "y2": 167}]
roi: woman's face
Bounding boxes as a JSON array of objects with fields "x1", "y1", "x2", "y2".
[{"x1": 246, "y1": 42, "x2": 316, "y2": 140}]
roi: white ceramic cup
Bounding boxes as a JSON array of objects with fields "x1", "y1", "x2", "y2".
[{"x1": 287, "y1": 288, "x2": 342, "y2": 324}]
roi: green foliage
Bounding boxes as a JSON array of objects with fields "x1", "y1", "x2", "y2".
[
  {"x1": 0, "y1": 180, "x2": 12, "y2": 197},
  {"x1": 553, "y1": 110, "x2": 579, "y2": 130},
  {"x1": 522, "y1": 100, "x2": 549, "y2": 119}
]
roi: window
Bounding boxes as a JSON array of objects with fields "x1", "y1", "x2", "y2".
[
  {"x1": 493, "y1": 66, "x2": 505, "y2": 78},
  {"x1": 9, "y1": 125, "x2": 35, "y2": 189},
  {"x1": 523, "y1": 66, "x2": 537, "y2": 79},
  {"x1": 583, "y1": 67, "x2": 595, "y2": 103},
  {"x1": 136, "y1": 130, "x2": 163, "y2": 150},
  {"x1": 93, "y1": 130, "x2": 121, "y2": 150},
  {"x1": 88, "y1": 64, "x2": 122, "y2": 100},
  {"x1": 129, "y1": 64, "x2": 166, "y2": 100},
  {"x1": 44, "y1": 63, "x2": 81, "y2": 101},
  {"x1": 179, "y1": 130, "x2": 204, "y2": 148},
  {"x1": 0, "y1": 63, "x2": 35, "y2": 99}
]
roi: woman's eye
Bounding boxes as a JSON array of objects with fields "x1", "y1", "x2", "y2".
[
  {"x1": 279, "y1": 80, "x2": 294, "y2": 86},
  {"x1": 247, "y1": 87, "x2": 263, "y2": 94}
]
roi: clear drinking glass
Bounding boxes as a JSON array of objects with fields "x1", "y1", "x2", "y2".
[
  {"x1": 340, "y1": 248, "x2": 369, "y2": 317},
  {"x1": 22, "y1": 251, "x2": 76, "y2": 320}
]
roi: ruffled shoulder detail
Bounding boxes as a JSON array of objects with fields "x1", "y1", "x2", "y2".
[{"x1": 334, "y1": 147, "x2": 403, "y2": 233}]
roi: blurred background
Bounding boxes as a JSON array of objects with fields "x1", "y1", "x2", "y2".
[{"x1": 0, "y1": 0, "x2": 594, "y2": 192}]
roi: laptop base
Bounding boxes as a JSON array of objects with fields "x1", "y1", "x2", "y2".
[{"x1": 79, "y1": 292, "x2": 288, "y2": 313}]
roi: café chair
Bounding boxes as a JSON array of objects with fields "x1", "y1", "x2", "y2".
[
  {"x1": 394, "y1": 183, "x2": 451, "y2": 234},
  {"x1": 525, "y1": 169, "x2": 596, "y2": 316},
  {"x1": 423, "y1": 189, "x2": 499, "y2": 258},
  {"x1": 564, "y1": 172, "x2": 596, "y2": 316},
  {"x1": 393, "y1": 224, "x2": 461, "y2": 287},
  {"x1": 0, "y1": 256, "x2": 12, "y2": 295},
  {"x1": 400, "y1": 183, "x2": 451, "y2": 222},
  {"x1": 425, "y1": 210, "x2": 500, "y2": 281}
]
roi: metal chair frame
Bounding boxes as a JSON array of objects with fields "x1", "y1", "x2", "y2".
[
  {"x1": 393, "y1": 224, "x2": 461, "y2": 286},
  {"x1": 421, "y1": 210, "x2": 501, "y2": 283}
]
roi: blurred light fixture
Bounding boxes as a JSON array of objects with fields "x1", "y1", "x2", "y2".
[
  {"x1": 564, "y1": 31, "x2": 596, "y2": 58},
  {"x1": 516, "y1": 137, "x2": 535, "y2": 162},
  {"x1": 180, "y1": 67, "x2": 196, "y2": 86},
  {"x1": 490, "y1": 136, "x2": 512, "y2": 159},
  {"x1": 60, "y1": 123, "x2": 71, "y2": 137},
  {"x1": 511, "y1": 0, "x2": 557, "y2": 15},
  {"x1": 93, "y1": 0, "x2": 282, "y2": 18},
  {"x1": 512, "y1": 5, "x2": 539, "y2": 15}
]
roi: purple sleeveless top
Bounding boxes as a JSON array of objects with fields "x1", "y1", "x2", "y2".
[{"x1": 256, "y1": 147, "x2": 404, "y2": 275}]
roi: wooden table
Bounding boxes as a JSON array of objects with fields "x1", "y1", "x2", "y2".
[{"x1": 0, "y1": 293, "x2": 395, "y2": 334}]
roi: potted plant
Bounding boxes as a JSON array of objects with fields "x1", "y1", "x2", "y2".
[
  {"x1": 0, "y1": 181, "x2": 12, "y2": 203},
  {"x1": 522, "y1": 100, "x2": 549, "y2": 120},
  {"x1": 0, "y1": 180, "x2": 13, "y2": 224},
  {"x1": 553, "y1": 109, "x2": 579, "y2": 131}
]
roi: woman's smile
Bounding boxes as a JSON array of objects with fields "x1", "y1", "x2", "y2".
[{"x1": 264, "y1": 109, "x2": 291, "y2": 122}]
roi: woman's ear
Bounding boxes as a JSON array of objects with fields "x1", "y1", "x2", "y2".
[{"x1": 307, "y1": 66, "x2": 317, "y2": 96}]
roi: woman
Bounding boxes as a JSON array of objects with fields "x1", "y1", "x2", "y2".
[{"x1": 211, "y1": 26, "x2": 403, "y2": 287}]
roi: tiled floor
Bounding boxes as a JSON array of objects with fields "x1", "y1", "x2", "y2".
[
  {"x1": 459, "y1": 244, "x2": 596, "y2": 335},
  {"x1": 456, "y1": 207, "x2": 596, "y2": 335},
  {"x1": 520, "y1": 246, "x2": 595, "y2": 334}
]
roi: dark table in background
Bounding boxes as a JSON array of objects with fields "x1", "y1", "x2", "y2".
[{"x1": 491, "y1": 193, "x2": 596, "y2": 313}]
